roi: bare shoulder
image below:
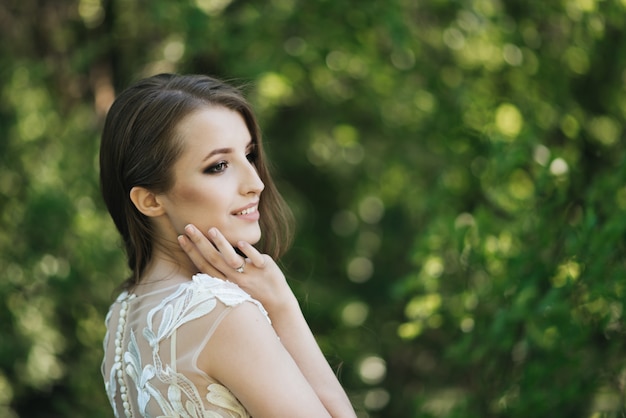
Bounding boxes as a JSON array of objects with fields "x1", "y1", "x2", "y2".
[{"x1": 199, "y1": 301, "x2": 331, "y2": 418}]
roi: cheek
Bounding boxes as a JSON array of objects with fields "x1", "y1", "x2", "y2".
[
  {"x1": 174, "y1": 181, "x2": 215, "y2": 203},
  {"x1": 174, "y1": 186, "x2": 204, "y2": 203},
  {"x1": 171, "y1": 183, "x2": 228, "y2": 219}
]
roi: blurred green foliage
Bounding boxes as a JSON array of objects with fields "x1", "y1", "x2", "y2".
[{"x1": 1, "y1": 0, "x2": 626, "y2": 416}]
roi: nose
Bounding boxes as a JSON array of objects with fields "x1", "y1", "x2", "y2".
[{"x1": 241, "y1": 160, "x2": 265, "y2": 195}]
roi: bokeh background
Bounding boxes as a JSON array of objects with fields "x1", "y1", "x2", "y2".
[{"x1": 2, "y1": 0, "x2": 626, "y2": 417}]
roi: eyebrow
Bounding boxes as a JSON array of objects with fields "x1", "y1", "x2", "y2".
[
  {"x1": 201, "y1": 140, "x2": 255, "y2": 162},
  {"x1": 202, "y1": 147, "x2": 232, "y2": 162}
]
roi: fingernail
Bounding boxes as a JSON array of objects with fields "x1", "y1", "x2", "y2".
[
  {"x1": 177, "y1": 235, "x2": 185, "y2": 244},
  {"x1": 185, "y1": 224, "x2": 194, "y2": 234},
  {"x1": 209, "y1": 228, "x2": 217, "y2": 238}
]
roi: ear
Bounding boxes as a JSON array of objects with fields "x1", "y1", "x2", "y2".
[{"x1": 129, "y1": 186, "x2": 166, "y2": 217}]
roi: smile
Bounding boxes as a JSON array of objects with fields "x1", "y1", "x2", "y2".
[{"x1": 235, "y1": 206, "x2": 257, "y2": 216}]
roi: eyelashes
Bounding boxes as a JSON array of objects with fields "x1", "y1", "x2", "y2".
[
  {"x1": 246, "y1": 149, "x2": 258, "y2": 164},
  {"x1": 203, "y1": 146, "x2": 258, "y2": 175},
  {"x1": 246, "y1": 142, "x2": 258, "y2": 163},
  {"x1": 204, "y1": 161, "x2": 228, "y2": 174}
]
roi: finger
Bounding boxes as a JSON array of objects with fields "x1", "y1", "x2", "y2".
[
  {"x1": 180, "y1": 224, "x2": 225, "y2": 273},
  {"x1": 237, "y1": 241, "x2": 266, "y2": 268},
  {"x1": 209, "y1": 228, "x2": 245, "y2": 269},
  {"x1": 177, "y1": 234, "x2": 221, "y2": 275}
]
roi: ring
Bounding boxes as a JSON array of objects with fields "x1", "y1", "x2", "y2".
[{"x1": 235, "y1": 260, "x2": 245, "y2": 273}]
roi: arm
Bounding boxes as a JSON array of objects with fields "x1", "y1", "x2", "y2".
[
  {"x1": 267, "y1": 293, "x2": 356, "y2": 417},
  {"x1": 201, "y1": 301, "x2": 332, "y2": 418},
  {"x1": 178, "y1": 225, "x2": 357, "y2": 418}
]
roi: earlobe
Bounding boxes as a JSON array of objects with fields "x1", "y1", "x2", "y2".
[{"x1": 129, "y1": 186, "x2": 166, "y2": 217}]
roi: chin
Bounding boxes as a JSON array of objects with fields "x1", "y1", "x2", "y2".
[
  {"x1": 245, "y1": 231, "x2": 262, "y2": 245},
  {"x1": 229, "y1": 228, "x2": 262, "y2": 246}
]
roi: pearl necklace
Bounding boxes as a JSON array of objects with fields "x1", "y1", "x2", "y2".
[{"x1": 113, "y1": 292, "x2": 136, "y2": 418}]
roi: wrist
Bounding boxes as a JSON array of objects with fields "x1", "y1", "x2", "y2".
[{"x1": 266, "y1": 292, "x2": 301, "y2": 321}]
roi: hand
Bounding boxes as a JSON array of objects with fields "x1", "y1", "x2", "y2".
[{"x1": 177, "y1": 224, "x2": 298, "y2": 316}]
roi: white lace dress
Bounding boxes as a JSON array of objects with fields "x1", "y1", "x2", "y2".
[{"x1": 101, "y1": 273, "x2": 270, "y2": 418}]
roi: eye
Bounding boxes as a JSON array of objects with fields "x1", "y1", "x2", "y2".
[
  {"x1": 246, "y1": 145, "x2": 258, "y2": 164},
  {"x1": 204, "y1": 161, "x2": 228, "y2": 174}
]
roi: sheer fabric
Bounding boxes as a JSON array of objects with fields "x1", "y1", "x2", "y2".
[{"x1": 102, "y1": 273, "x2": 270, "y2": 418}]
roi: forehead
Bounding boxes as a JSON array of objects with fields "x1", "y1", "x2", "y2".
[{"x1": 174, "y1": 105, "x2": 251, "y2": 152}]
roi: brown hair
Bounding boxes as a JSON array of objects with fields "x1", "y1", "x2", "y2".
[{"x1": 99, "y1": 73, "x2": 294, "y2": 290}]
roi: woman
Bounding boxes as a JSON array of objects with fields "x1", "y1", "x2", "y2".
[{"x1": 100, "y1": 73, "x2": 356, "y2": 417}]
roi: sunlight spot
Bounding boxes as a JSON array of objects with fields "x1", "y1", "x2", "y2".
[
  {"x1": 326, "y1": 50, "x2": 349, "y2": 71},
  {"x1": 484, "y1": 235, "x2": 498, "y2": 254},
  {"x1": 560, "y1": 114, "x2": 580, "y2": 138},
  {"x1": 533, "y1": 145, "x2": 551, "y2": 166},
  {"x1": 38, "y1": 254, "x2": 60, "y2": 277},
  {"x1": 359, "y1": 356, "x2": 386, "y2": 384},
  {"x1": 503, "y1": 44, "x2": 523, "y2": 66},
  {"x1": 414, "y1": 89, "x2": 437, "y2": 113},
  {"x1": 342, "y1": 143, "x2": 364, "y2": 165},
  {"x1": 464, "y1": 293, "x2": 479, "y2": 310},
  {"x1": 163, "y1": 38, "x2": 185, "y2": 63},
  {"x1": 574, "y1": 0, "x2": 597, "y2": 12},
  {"x1": 441, "y1": 67, "x2": 463, "y2": 87},
  {"x1": 390, "y1": 47, "x2": 416, "y2": 70},
  {"x1": 443, "y1": 28, "x2": 465, "y2": 50},
  {"x1": 454, "y1": 212, "x2": 475, "y2": 229},
  {"x1": 424, "y1": 256, "x2": 444, "y2": 278},
  {"x1": 78, "y1": 0, "x2": 104, "y2": 27},
  {"x1": 257, "y1": 72, "x2": 293, "y2": 103},
  {"x1": 588, "y1": 116, "x2": 621, "y2": 146},
  {"x1": 284, "y1": 37, "x2": 306, "y2": 56},
  {"x1": 551, "y1": 259, "x2": 581, "y2": 287},
  {"x1": 194, "y1": 0, "x2": 232, "y2": 15},
  {"x1": 563, "y1": 46, "x2": 590, "y2": 75},
  {"x1": 5, "y1": 264, "x2": 24, "y2": 285},
  {"x1": 428, "y1": 314, "x2": 443, "y2": 328},
  {"x1": 398, "y1": 321, "x2": 423, "y2": 340},
  {"x1": 341, "y1": 301, "x2": 369, "y2": 327},
  {"x1": 0, "y1": 372, "x2": 13, "y2": 404},
  {"x1": 405, "y1": 294, "x2": 442, "y2": 320},
  {"x1": 591, "y1": 386, "x2": 623, "y2": 413},
  {"x1": 460, "y1": 317, "x2": 475, "y2": 333},
  {"x1": 364, "y1": 388, "x2": 390, "y2": 411},
  {"x1": 18, "y1": 112, "x2": 45, "y2": 141},
  {"x1": 542, "y1": 326, "x2": 559, "y2": 349},
  {"x1": 421, "y1": 389, "x2": 467, "y2": 416},
  {"x1": 347, "y1": 257, "x2": 374, "y2": 283},
  {"x1": 495, "y1": 103, "x2": 523, "y2": 138},
  {"x1": 508, "y1": 169, "x2": 534, "y2": 200},
  {"x1": 358, "y1": 196, "x2": 384, "y2": 224},
  {"x1": 332, "y1": 124, "x2": 358, "y2": 147},
  {"x1": 26, "y1": 344, "x2": 65, "y2": 387},
  {"x1": 549, "y1": 158, "x2": 569, "y2": 176},
  {"x1": 307, "y1": 139, "x2": 332, "y2": 166}
]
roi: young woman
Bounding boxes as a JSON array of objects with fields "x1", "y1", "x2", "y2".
[{"x1": 100, "y1": 73, "x2": 356, "y2": 417}]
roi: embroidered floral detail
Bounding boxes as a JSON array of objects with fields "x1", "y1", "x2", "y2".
[
  {"x1": 124, "y1": 331, "x2": 157, "y2": 415},
  {"x1": 103, "y1": 275, "x2": 263, "y2": 417},
  {"x1": 206, "y1": 384, "x2": 249, "y2": 417}
]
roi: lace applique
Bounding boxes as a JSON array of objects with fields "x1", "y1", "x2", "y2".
[
  {"x1": 191, "y1": 274, "x2": 270, "y2": 323},
  {"x1": 206, "y1": 383, "x2": 250, "y2": 416},
  {"x1": 103, "y1": 275, "x2": 263, "y2": 418}
]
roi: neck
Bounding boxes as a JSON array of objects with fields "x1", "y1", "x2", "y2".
[{"x1": 139, "y1": 237, "x2": 225, "y2": 288}]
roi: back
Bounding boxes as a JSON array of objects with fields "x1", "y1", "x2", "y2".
[{"x1": 101, "y1": 274, "x2": 270, "y2": 418}]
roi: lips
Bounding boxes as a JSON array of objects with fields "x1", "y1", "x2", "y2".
[
  {"x1": 232, "y1": 202, "x2": 259, "y2": 216},
  {"x1": 235, "y1": 206, "x2": 257, "y2": 216}
]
